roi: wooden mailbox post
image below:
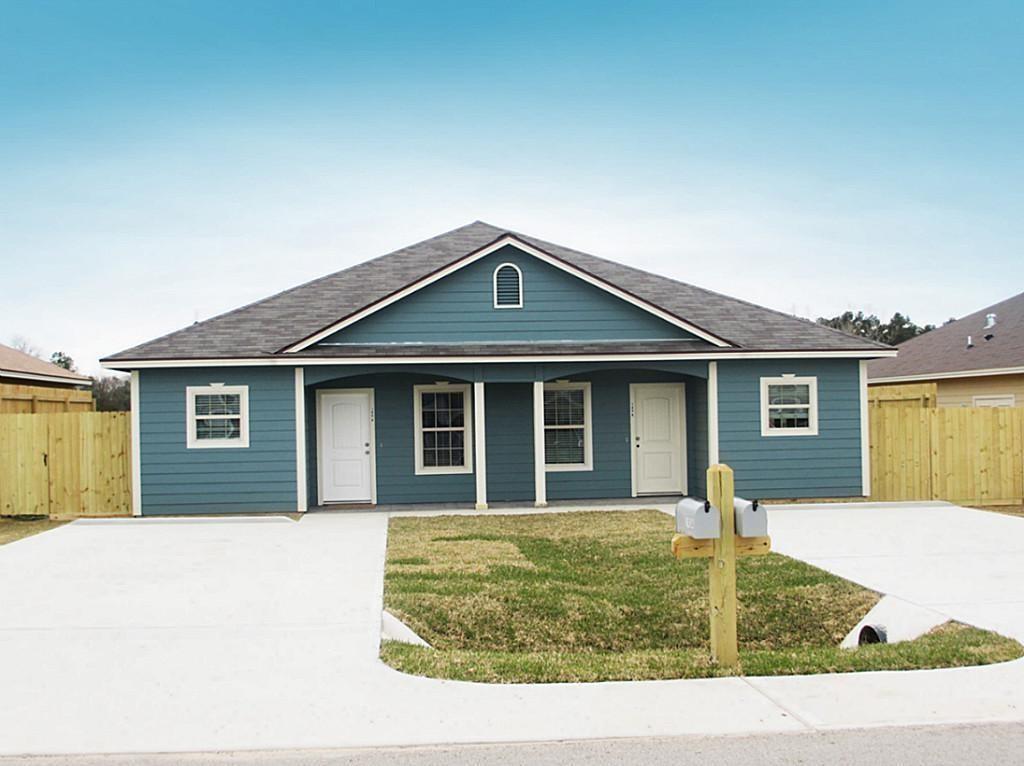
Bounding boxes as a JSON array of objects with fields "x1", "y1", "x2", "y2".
[{"x1": 671, "y1": 464, "x2": 771, "y2": 669}]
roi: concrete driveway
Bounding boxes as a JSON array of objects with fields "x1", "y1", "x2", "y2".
[{"x1": 1, "y1": 502, "x2": 1023, "y2": 755}]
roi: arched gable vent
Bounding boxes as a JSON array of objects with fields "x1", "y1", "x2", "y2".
[{"x1": 493, "y1": 263, "x2": 523, "y2": 308}]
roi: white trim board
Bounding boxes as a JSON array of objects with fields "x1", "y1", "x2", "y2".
[
  {"x1": 473, "y1": 381, "x2": 487, "y2": 509},
  {"x1": 282, "y1": 236, "x2": 733, "y2": 351},
  {"x1": 294, "y1": 368, "x2": 307, "y2": 513},
  {"x1": 102, "y1": 349, "x2": 897, "y2": 370},
  {"x1": 859, "y1": 360, "x2": 870, "y2": 497},
  {"x1": 707, "y1": 361, "x2": 719, "y2": 467},
  {"x1": 130, "y1": 371, "x2": 141, "y2": 517},
  {"x1": 869, "y1": 366, "x2": 1024, "y2": 384}
]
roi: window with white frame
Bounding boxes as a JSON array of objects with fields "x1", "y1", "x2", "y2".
[
  {"x1": 543, "y1": 382, "x2": 592, "y2": 470},
  {"x1": 413, "y1": 384, "x2": 473, "y2": 474},
  {"x1": 973, "y1": 394, "x2": 1015, "y2": 408},
  {"x1": 493, "y1": 263, "x2": 523, "y2": 308},
  {"x1": 186, "y1": 384, "x2": 249, "y2": 448},
  {"x1": 760, "y1": 376, "x2": 818, "y2": 436}
]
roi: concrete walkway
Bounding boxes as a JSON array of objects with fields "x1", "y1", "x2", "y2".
[{"x1": 1, "y1": 502, "x2": 1023, "y2": 755}]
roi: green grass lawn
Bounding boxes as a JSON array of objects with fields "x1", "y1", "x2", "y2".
[
  {"x1": 0, "y1": 517, "x2": 65, "y2": 546},
  {"x1": 381, "y1": 510, "x2": 1021, "y2": 683}
]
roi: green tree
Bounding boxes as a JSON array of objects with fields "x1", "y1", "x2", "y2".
[
  {"x1": 817, "y1": 311, "x2": 937, "y2": 345},
  {"x1": 91, "y1": 375, "x2": 131, "y2": 411},
  {"x1": 50, "y1": 350, "x2": 76, "y2": 371}
]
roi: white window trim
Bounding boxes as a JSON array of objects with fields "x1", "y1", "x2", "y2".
[
  {"x1": 413, "y1": 383, "x2": 474, "y2": 475},
  {"x1": 543, "y1": 381, "x2": 593, "y2": 472},
  {"x1": 492, "y1": 262, "x2": 523, "y2": 309},
  {"x1": 186, "y1": 384, "x2": 250, "y2": 449},
  {"x1": 760, "y1": 376, "x2": 818, "y2": 437},
  {"x1": 973, "y1": 394, "x2": 1015, "y2": 407}
]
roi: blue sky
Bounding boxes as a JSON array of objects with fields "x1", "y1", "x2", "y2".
[{"x1": 2, "y1": 1, "x2": 1021, "y2": 373}]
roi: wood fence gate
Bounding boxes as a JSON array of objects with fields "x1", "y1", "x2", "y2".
[
  {"x1": 870, "y1": 406, "x2": 1024, "y2": 505},
  {"x1": 0, "y1": 413, "x2": 131, "y2": 518}
]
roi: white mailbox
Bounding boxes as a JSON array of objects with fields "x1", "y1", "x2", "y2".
[
  {"x1": 733, "y1": 497, "x2": 767, "y2": 538},
  {"x1": 676, "y1": 497, "x2": 721, "y2": 540}
]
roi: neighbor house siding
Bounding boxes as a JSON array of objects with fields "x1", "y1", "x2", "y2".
[
  {"x1": 317, "y1": 245, "x2": 697, "y2": 344},
  {"x1": 936, "y1": 373, "x2": 1024, "y2": 407},
  {"x1": 717, "y1": 359, "x2": 863, "y2": 499},
  {"x1": 139, "y1": 367, "x2": 297, "y2": 515}
]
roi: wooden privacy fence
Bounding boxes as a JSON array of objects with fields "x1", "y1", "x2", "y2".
[
  {"x1": 0, "y1": 413, "x2": 131, "y2": 518},
  {"x1": 0, "y1": 383, "x2": 94, "y2": 413},
  {"x1": 870, "y1": 406, "x2": 1024, "y2": 506}
]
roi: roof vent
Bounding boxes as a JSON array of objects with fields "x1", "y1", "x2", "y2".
[
  {"x1": 966, "y1": 335, "x2": 973, "y2": 348},
  {"x1": 984, "y1": 333, "x2": 995, "y2": 342},
  {"x1": 984, "y1": 313, "x2": 997, "y2": 329}
]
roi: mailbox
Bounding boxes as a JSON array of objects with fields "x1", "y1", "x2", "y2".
[
  {"x1": 676, "y1": 497, "x2": 721, "y2": 539},
  {"x1": 734, "y1": 497, "x2": 767, "y2": 538}
]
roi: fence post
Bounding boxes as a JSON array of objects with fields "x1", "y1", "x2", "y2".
[{"x1": 707, "y1": 464, "x2": 738, "y2": 668}]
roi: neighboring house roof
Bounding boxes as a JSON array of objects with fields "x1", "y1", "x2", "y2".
[
  {"x1": 0, "y1": 343, "x2": 92, "y2": 386},
  {"x1": 103, "y1": 221, "x2": 891, "y2": 364},
  {"x1": 868, "y1": 291, "x2": 1024, "y2": 382}
]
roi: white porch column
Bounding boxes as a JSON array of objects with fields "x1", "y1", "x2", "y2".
[
  {"x1": 474, "y1": 380, "x2": 488, "y2": 510},
  {"x1": 294, "y1": 367, "x2": 307, "y2": 513},
  {"x1": 130, "y1": 370, "x2": 142, "y2": 517},
  {"x1": 533, "y1": 380, "x2": 547, "y2": 507},
  {"x1": 707, "y1": 361, "x2": 719, "y2": 467}
]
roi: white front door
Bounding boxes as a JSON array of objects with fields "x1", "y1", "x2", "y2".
[
  {"x1": 631, "y1": 383, "x2": 687, "y2": 495},
  {"x1": 318, "y1": 390, "x2": 375, "y2": 504}
]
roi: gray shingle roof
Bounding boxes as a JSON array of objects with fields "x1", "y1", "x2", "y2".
[
  {"x1": 103, "y1": 221, "x2": 890, "y2": 363},
  {"x1": 868, "y1": 291, "x2": 1024, "y2": 380}
]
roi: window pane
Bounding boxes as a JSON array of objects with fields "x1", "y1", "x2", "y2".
[
  {"x1": 544, "y1": 388, "x2": 585, "y2": 427},
  {"x1": 545, "y1": 427, "x2": 584, "y2": 464},
  {"x1": 419, "y1": 388, "x2": 468, "y2": 470},
  {"x1": 768, "y1": 384, "x2": 809, "y2": 406},
  {"x1": 769, "y1": 407, "x2": 810, "y2": 429},
  {"x1": 195, "y1": 393, "x2": 240, "y2": 416},
  {"x1": 196, "y1": 417, "x2": 241, "y2": 440}
]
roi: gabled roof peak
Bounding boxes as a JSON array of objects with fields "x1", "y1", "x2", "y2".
[{"x1": 103, "y1": 221, "x2": 890, "y2": 363}]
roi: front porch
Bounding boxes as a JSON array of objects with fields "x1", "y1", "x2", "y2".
[{"x1": 300, "y1": 361, "x2": 711, "y2": 510}]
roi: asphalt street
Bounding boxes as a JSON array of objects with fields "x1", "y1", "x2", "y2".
[{"x1": 3, "y1": 723, "x2": 1023, "y2": 766}]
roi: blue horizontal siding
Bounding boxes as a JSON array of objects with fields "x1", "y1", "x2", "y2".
[
  {"x1": 318, "y1": 245, "x2": 694, "y2": 344},
  {"x1": 484, "y1": 383, "x2": 535, "y2": 502},
  {"x1": 716, "y1": 359, "x2": 863, "y2": 499},
  {"x1": 139, "y1": 367, "x2": 297, "y2": 515}
]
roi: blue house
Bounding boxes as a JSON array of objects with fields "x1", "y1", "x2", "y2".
[{"x1": 102, "y1": 222, "x2": 894, "y2": 516}]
